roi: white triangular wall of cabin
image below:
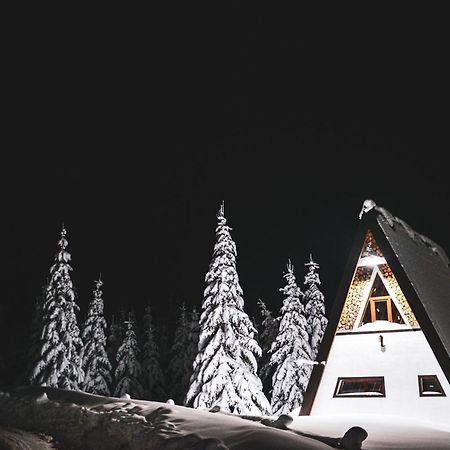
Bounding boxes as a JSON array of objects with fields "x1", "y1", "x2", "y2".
[{"x1": 309, "y1": 230, "x2": 450, "y2": 425}]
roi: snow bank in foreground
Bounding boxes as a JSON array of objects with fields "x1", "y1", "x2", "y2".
[
  {"x1": 1, "y1": 386, "x2": 449, "y2": 449},
  {"x1": 0, "y1": 425, "x2": 57, "y2": 449},
  {"x1": 0, "y1": 386, "x2": 344, "y2": 449},
  {"x1": 290, "y1": 413, "x2": 450, "y2": 450}
]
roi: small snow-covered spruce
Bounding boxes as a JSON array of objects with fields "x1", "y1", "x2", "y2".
[
  {"x1": 256, "y1": 299, "x2": 280, "y2": 400},
  {"x1": 114, "y1": 316, "x2": 144, "y2": 399},
  {"x1": 31, "y1": 226, "x2": 84, "y2": 390},
  {"x1": 269, "y1": 260, "x2": 312, "y2": 415},
  {"x1": 167, "y1": 303, "x2": 197, "y2": 405},
  {"x1": 303, "y1": 255, "x2": 328, "y2": 360},
  {"x1": 185, "y1": 203, "x2": 271, "y2": 415},
  {"x1": 80, "y1": 276, "x2": 112, "y2": 396},
  {"x1": 141, "y1": 305, "x2": 166, "y2": 401}
]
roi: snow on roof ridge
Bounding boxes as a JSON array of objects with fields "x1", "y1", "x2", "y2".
[{"x1": 359, "y1": 199, "x2": 450, "y2": 268}]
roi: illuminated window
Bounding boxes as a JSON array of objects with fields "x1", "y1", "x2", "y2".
[
  {"x1": 360, "y1": 274, "x2": 405, "y2": 325},
  {"x1": 418, "y1": 375, "x2": 446, "y2": 397},
  {"x1": 334, "y1": 377, "x2": 385, "y2": 397}
]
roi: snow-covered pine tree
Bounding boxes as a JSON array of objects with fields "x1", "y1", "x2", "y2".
[
  {"x1": 27, "y1": 284, "x2": 46, "y2": 381},
  {"x1": 31, "y1": 226, "x2": 84, "y2": 390},
  {"x1": 303, "y1": 255, "x2": 328, "y2": 360},
  {"x1": 157, "y1": 322, "x2": 170, "y2": 378},
  {"x1": 185, "y1": 203, "x2": 270, "y2": 415},
  {"x1": 141, "y1": 305, "x2": 166, "y2": 401},
  {"x1": 256, "y1": 298, "x2": 279, "y2": 400},
  {"x1": 172, "y1": 305, "x2": 200, "y2": 406},
  {"x1": 80, "y1": 276, "x2": 112, "y2": 395},
  {"x1": 186, "y1": 305, "x2": 200, "y2": 385},
  {"x1": 166, "y1": 303, "x2": 195, "y2": 405},
  {"x1": 269, "y1": 260, "x2": 312, "y2": 415},
  {"x1": 114, "y1": 316, "x2": 144, "y2": 399},
  {"x1": 106, "y1": 314, "x2": 123, "y2": 392}
]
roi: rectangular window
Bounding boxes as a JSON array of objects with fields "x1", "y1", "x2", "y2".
[
  {"x1": 418, "y1": 375, "x2": 446, "y2": 397},
  {"x1": 334, "y1": 377, "x2": 385, "y2": 397}
]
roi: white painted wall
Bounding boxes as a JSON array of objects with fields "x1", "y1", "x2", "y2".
[{"x1": 310, "y1": 329, "x2": 450, "y2": 426}]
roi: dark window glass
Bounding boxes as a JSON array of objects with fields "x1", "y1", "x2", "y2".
[
  {"x1": 391, "y1": 300, "x2": 405, "y2": 324},
  {"x1": 361, "y1": 303, "x2": 371, "y2": 325},
  {"x1": 334, "y1": 377, "x2": 385, "y2": 397},
  {"x1": 419, "y1": 375, "x2": 446, "y2": 397},
  {"x1": 374, "y1": 300, "x2": 388, "y2": 321},
  {"x1": 370, "y1": 274, "x2": 389, "y2": 297}
]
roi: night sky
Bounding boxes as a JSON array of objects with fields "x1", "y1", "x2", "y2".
[{"x1": 2, "y1": 9, "x2": 449, "y2": 384}]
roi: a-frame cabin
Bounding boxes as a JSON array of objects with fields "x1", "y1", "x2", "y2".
[{"x1": 300, "y1": 200, "x2": 450, "y2": 425}]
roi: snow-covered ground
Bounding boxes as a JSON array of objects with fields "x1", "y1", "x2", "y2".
[
  {"x1": 0, "y1": 386, "x2": 449, "y2": 449},
  {"x1": 290, "y1": 408, "x2": 450, "y2": 450}
]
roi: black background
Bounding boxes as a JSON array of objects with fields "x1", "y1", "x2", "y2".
[{"x1": 1, "y1": 6, "x2": 449, "y2": 384}]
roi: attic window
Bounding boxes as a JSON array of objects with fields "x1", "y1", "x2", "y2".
[
  {"x1": 360, "y1": 274, "x2": 405, "y2": 326},
  {"x1": 334, "y1": 377, "x2": 385, "y2": 397},
  {"x1": 418, "y1": 375, "x2": 446, "y2": 397}
]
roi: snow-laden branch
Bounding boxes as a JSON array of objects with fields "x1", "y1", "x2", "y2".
[{"x1": 297, "y1": 359, "x2": 326, "y2": 366}]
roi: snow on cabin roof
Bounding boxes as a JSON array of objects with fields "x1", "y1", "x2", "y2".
[{"x1": 359, "y1": 199, "x2": 450, "y2": 268}]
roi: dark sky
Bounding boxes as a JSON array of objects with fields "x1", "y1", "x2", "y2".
[{"x1": 2, "y1": 8, "x2": 449, "y2": 383}]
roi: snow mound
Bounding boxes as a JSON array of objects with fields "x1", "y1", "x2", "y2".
[
  {"x1": 0, "y1": 386, "x2": 364, "y2": 449},
  {"x1": 3, "y1": 386, "x2": 448, "y2": 449},
  {"x1": 290, "y1": 413, "x2": 450, "y2": 450},
  {"x1": 0, "y1": 425, "x2": 57, "y2": 449},
  {"x1": 357, "y1": 320, "x2": 409, "y2": 332}
]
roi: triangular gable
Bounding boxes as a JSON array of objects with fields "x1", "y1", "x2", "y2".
[
  {"x1": 300, "y1": 205, "x2": 450, "y2": 416},
  {"x1": 337, "y1": 230, "x2": 418, "y2": 332},
  {"x1": 358, "y1": 273, "x2": 405, "y2": 326}
]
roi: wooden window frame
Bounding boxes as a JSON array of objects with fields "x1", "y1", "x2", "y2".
[
  {"x1": 418, "y1": 375, "x2": 446, "y2": 397},
  {"x1": 333, "y1": 376, "x2": 386, "y2": 398},
  {"x1": 361, "y1": 295, "x2": 405, "y2": 326}
]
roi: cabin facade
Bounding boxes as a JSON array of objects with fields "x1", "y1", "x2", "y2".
[{"x1": 301, "y1": 200, "x2": 450, "y2": 425}]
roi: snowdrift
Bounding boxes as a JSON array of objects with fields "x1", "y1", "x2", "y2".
[{"x1": 0, "y1": 386, "x2": 449, "y2": 449}]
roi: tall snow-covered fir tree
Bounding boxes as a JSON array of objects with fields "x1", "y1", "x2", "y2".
[
  {"x1": 256, "y1": 298, "x2": 279, "y2": 400},
  {"x1": 166, "y1": 303, "x2": 198, "y2": 405},
  {"x1": 269, "y1": 260, "x2": 312, "y2": 415},
  {"x1": 114, "y1": 317, "x2": 144, "y2": 399},
  {"x1": 31, "y1": 226, "x2": 84, "y2": 390},
  {"x1": 303, "y1": 255, "x2": 328, "y2": 360},
  {"x1": 80, "y1": 276, "x2": 112, "y2": 395},
  {"x1": 141, "y1": 305, "x2": 166, "y2": 401},
  {"x1": 185, "y1": 203, "x2": 270, "y2": 415}
]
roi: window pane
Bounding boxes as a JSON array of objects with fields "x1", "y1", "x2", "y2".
[
  {"x1": 335, "y1": 377, "x2": 385, "y2": 397},
  {"x1": 391, "y1": 301, "x2": 405, "y2": 324},
  {"x1": 361, "y1": 303, "x2": 371, "y2": 325},
  {"x1": 374, "y1": 301, "x2": 388, "y2": 321},
  {"x1": 370, "y1": 274, "x2": 389, "y2": 297},
  {"x1": 419, "y1": 375, "x2": 446, "y2": 396}
]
